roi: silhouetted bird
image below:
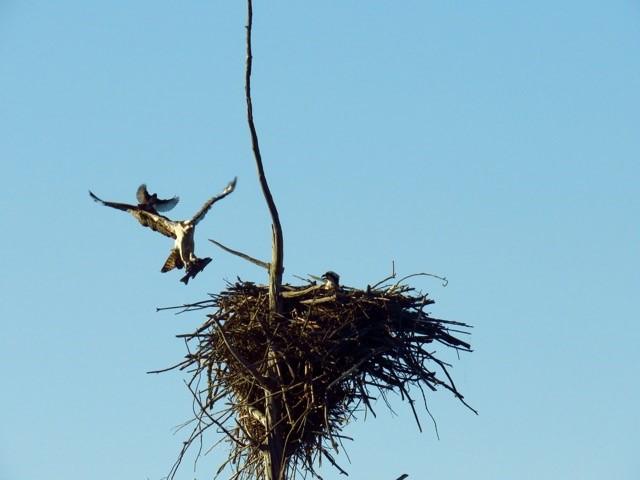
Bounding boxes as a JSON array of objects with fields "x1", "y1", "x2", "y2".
[{"x1": 136, "y1": 184, "x2": 179, "y2": 213}]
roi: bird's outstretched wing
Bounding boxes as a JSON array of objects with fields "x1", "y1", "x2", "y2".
[
  {"x1": 129, "y1": 210, "x2": 178, "y2": 239},
  {"x1": 89, "y1": 191, "x2": 137, "y2": 212},
  {"x1": 190, "y1": 177, "x2": 237, "y2": 225},
  {"x1": 90, "y1": 190, "x2": 178, "y2": 239},
  {"x1": 136, "y1": 184, "x2": 150, "y2": 205},
  {"x1": 136, "y1": 184, "x2": 179, "y2": 212},
  {"x1": 153, "y1": 195, "x2": 179, "y2": 212}
]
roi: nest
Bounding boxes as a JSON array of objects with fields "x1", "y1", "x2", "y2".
[{"x1": 161, "y1": 276, "x2": 474, "y2": 479}]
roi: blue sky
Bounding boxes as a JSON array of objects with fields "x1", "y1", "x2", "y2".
[{"x1": 1, "y1": 1, "x2": 639, "y2": 479}]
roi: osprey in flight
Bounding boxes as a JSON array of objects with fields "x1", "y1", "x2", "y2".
[{"x1": 89, "y1": 178, "x2": 237, "y2": 284}]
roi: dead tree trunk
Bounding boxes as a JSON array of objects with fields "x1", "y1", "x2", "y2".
[{"x1": 244, "y1": 1, "x2": 286, "y2": 478}]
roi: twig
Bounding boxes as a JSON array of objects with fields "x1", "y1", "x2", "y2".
[
  {"x1": 146, "y1": 359, "x2": 191, "y2": 374},
  {"x1": 388, "y1": 273, "x2": 448, "y2": 293},
  {"x1": 299, "y1": 294, "x2": 337, "y2": 305},
  {"x1": 213, "y1": 317, "x2": 272, "y2": 390},
  {"x1": 281, "y1": 285, "x2": 324, "y2": 298},
  {"x1": 209, "y1": 238, "x2": 269, "y2": 270}
]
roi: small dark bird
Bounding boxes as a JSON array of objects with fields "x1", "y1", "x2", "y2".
[
  {"x1": 136, "y1": 184, "x2": 179, "y2": 213},
  {"x1": 321, "y1": 271, "x2": 340, "y2": 290},
  {"x1": 89, "y1": 177, "x2": 237, "y2": 284},
  {"x1": 88, "y1": 184, "x2": 179, "y2": 215}
]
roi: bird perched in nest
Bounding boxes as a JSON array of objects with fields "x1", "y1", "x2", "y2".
[
  {"x1": 322, "y1": 271, "x2": 340, "y2": 290},
  {"x1": 89, "y1": 177, "x2": 237, "y2": 284}
]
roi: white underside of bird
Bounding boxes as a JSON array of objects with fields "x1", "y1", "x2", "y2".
[
  {"x1": 161, "y1": 221, "x2": 197, "y2": 272},
  {"x1": 90, "y1": 177, "x2": 237, "y2": 283}
]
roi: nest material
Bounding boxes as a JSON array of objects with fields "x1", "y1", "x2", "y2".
[{"x1": 165, "y1": 277, "x2": 474, "y2": 479}]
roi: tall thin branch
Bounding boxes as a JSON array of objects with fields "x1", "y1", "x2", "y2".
[
  {"x1": 245, "y1": 0, "x2": 284, "y2": 315},
  {"x1": 245, "y1": 1, "x2": 286, "y2": 479}
]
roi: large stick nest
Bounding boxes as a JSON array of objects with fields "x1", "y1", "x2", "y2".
[{"x1": 162, "y1": 276, "x2": 474, "y2": 479}]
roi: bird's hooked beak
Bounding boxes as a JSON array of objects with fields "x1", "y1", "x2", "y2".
[{"x1": 321, "y1": 271, "x2": 340, "y2": 289}]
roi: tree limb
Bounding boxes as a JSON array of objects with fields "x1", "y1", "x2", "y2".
[
  {"x1": 209, "y1": 238, "x2": 270, "y2": 270},
  {"x1": 246, "y1": 2, "x2": 286, "y2": 479},
  {"x1": 245, "y1": 0, "x2": 284, "y2": 313}
]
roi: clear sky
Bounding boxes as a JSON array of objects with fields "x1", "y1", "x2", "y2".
[{"x1": 1, "y1": 1, "x2": 639, "y2": 479}]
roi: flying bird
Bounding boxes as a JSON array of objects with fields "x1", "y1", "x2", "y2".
[
  {"x1": 88, "y1": 184, "x2": 179, "y2": 215},
  {"x1": 89, "y1": 177, "x2": 237, "y2": 284},
  {"x1": 136, "y1": 184, "x2": 179, "y2": 213}
]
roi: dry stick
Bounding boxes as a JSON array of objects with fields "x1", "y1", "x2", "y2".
[
  {"x1": 147, "y1": 359, "x2": 191, "y2": 374},
  {"x1": 176, "y1": 382, "x2": 245, "y2": 479},
  {"x1": 281, "y1": 285, "x2": 324, "y2": 298},
  {"x1": 388, "y1": 272, "x2": 449, "y2": 291},
  {"x1": 325, "y1": 347, "x2": 387, "y2": 393},
  {"x1": 213, "y1": 317, "x2": 272, "y2": 390},
  {"x1": 245, "y1": 0, "x2": 283, "y2": 303},
  {"x1": 417, "y1": 383, "x2": 440, "y2": 440},
  {"x1": 318, "y1": 446, "x2": 348, "y2": 476},
  {"x1": 209, "y1": 238, "x2": 270, "y2": 270},
  {"x1": 245, "y1": 2, "x2": 286, "y2": 478},
  {"x1": 369, "y1": 261, "x2": 397, "y2": 290},
  {"x1": 156, "y1": 300, "x2": 215, "y2": 313},
  {"x1": 299, "y1": 294, "x2": 337, "y2": 305},
  {"x1": 399, "y1": 384, "x2": 423, "y2": 433}
]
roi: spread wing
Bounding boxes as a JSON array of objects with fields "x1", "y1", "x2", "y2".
[
  {"x1": 153, "y1": 195, "x2": 180, "y2": 212},
  {"x1": 136, "y1": 184, "x2": 179, "y2": 212},
  {"x1": 190, "y1": 177, "x2": 237, "y2": 225},
  {"x1": 91, "y1": 190, "x2": 178, "y2": 238},
  {"x1": 136, "y1": 184, "x2": 150, "y2": 204},
  {"x1": 129, "y1": 210, "x2": 178, "y2": 239},
  {"x1": 89, "y1": 191, "x2": 137, "y2": 212}
]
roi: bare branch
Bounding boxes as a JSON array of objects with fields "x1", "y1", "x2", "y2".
[
  {"x1": 245, "y1": 0, "x2": 284, "y2": 314},
  {"x1": 246, "y1": 2, "x2": 286, "y2": 479},
  {"x1": 209, "y1": 238, "x2": 269, "y2": 270}
]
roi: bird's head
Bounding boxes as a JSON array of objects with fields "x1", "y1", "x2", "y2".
[{"x1": 321, "y1": 271, "x2": 340, "y2": 288}]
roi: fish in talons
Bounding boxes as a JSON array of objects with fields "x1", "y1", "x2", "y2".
[{"x1": 89, "y1": 177, "x2": 237, "y2": 284}]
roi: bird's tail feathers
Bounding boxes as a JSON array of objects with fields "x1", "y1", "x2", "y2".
[{"x1": 161, "y1": 249, "x2": 184, "y2": 272}]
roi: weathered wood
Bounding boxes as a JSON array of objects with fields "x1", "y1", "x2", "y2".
[
  {"x1": 245, "y1": 1, "x2": 286, "y2": 478},
  {"x1": 209, "y1": 238, "x2": 269, "y2": 270},
  {"x1": 163, "y1": 278, "x2": 474, "y2": 479}
]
